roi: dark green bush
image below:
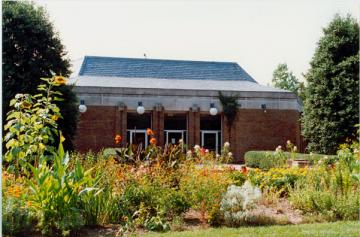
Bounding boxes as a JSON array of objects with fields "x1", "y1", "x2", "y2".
[{"x1": 245, "y1": 151, "x2": 337, "y2": 169}]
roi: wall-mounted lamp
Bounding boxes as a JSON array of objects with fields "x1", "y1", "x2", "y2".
[
  {"x1": 136, "y1": 101, "x2": 145, "y2": 115},
  {"x1": 261, "y1": 104, "x2": 267, "y2": 113},
  {"x1": 79, "y1": 99, "x2": 87, "y2": 113},
  {"x1": 209, "y1": 103, "x2": 218, "y2": 116}
]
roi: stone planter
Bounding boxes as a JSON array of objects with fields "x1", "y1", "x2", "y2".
[{"x1": 288, "y1": 159, "x2": 310, "y2": 168}]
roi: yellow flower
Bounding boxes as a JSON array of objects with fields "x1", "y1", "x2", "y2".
[
  {"x1": 39, "y1": 143, "x2": 45, "y2": 150},
  {"x1": 60, "y1": 135, "x2": 66, "y2": 142},
  {"x1": 51, "y1": 115, "x2": 59, "y2": 121},
  {"x1": 21, "y1": 101, "x2": 32, "y2": 109},
  {"x1": 54, "y1": 75, "x2": 67, "y2": 85}
]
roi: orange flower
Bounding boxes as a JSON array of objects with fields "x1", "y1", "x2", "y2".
[
  {"x1": 146, "y1": 128, "x2": 154, "y2": 136},
  {"x1": 241, "y1": 166, "x2": 248, "y2": 175},
  {"x1": 115, "y1": 134, "x2": 122, "y2": 144},
  {"x1": 150, "y1": 137, "x2": 157, "y2": 145}
]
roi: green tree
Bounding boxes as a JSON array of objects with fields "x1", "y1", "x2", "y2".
[
  {"x1": 271, "y1": 63, "x2": 301, "y2": 95},
  {"x1": 3, "y1": 1, "x2": 79, "y2": 150},
  {"x1": 302, "y1": 14, "x2": 359, "y2": 154}
]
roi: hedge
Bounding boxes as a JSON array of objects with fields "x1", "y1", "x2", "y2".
[{"x1": 244, "y1": 151, "x2": 337, "y2": 170}]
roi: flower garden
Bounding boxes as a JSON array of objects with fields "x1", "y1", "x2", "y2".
[{"x1": 2, "y1": 77, "x2": 360, "y2": 236}]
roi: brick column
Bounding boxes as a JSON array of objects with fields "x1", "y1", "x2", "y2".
[
  {"x1": 116, "y1": 103, "x2": 127, "y2": 146},
  {"x1": 152, "y1": 104, "x2": 164, "y2": 146},
  {"x1": 188, "y1": 105, "x2": 200, "y2": 148},
  {"x1": 120, "y1": 105, "x2": 127, "y2": 146}
]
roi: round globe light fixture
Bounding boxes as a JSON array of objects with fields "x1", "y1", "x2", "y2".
[
  {"x1": 209, "y1": 103, "x2": 218, "y2": 116},
  {"x1": 79, "y1": 99, "x2": 87, "y2": 113},
  {"x1": 137, "y1": 101, "x2": 145, "y2": 115}
]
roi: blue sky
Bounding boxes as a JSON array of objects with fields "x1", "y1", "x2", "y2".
[{"x1": 35, "y1": 0, "x2": 358, "y2": 85}]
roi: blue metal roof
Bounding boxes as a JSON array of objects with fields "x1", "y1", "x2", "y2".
[{"x1": 79, "y1": 56, "x2": 257, "y2": 83}]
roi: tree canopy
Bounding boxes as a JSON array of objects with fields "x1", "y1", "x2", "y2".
[
  {"x1": 302, "y1": 14, "x2": 359, "y2": 154},
  {"x1": 271, "y1": 63, "x2": 300, "y2": 94},
  {"x1": 3, "y1": 1, "x2": 79, "y2": 150}
]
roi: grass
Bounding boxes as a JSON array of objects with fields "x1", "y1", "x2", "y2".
[{"x1": 141, "y1": 221, "x2": 360, "y2": 237}]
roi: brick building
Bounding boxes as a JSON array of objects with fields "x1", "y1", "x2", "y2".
[{"x1": 70, "y1": 56, "x2": 302, "y2": 163}]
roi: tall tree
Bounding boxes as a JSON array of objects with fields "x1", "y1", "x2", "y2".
[
  {"x1": 271, "y1": 63, "x2": 301, "y2": 95},
  {"x1": 302, "y1": 14, "x2": 359, "y2": 154},
  {"x1": 3, "y1": 1, "x2": 79, "y2": 150}
]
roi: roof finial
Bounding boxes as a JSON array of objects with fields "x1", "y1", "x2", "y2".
[{"x1": 144, "y1": 53, "x2": 147, "y2": 59}]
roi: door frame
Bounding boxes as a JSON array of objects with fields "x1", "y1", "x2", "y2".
[
  {"x1": 127, "y1": 129, "x2": 148, "y2": 148},
  {"x1": 165, "y1": 129, "x2": 186, "y2": 145},
  {"x1": 201, "y1": 130, "x2": 221, "y2": 154}
]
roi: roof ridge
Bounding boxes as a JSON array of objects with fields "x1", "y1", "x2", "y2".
[
  {"x1": 83, "y1": 55, "x2": 238, "y2": 65},
  {"x1": 78, "y1": 55, "x2": 258, "y2": 83}
]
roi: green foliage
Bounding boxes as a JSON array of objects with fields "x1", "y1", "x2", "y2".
[
  {"x1": 117, "y1": 171, "x2": 190, "y2": 231},
  {"x1": 272, "y1": 63, "x2": 301, "y2": 97},
  {"x1": 248, "y1": 167, "x2": 308, "y2": 195},
  {"x1": 3, "y1": 76, "x2": 65, "y2": 175},
  {"x1": 228, "y1": 171, "x2": 247, "y2": 186},
  {"x1": 79, "y1": 186, "x2": 116, "y2": 226},
  {"x1": 26, "y1": 142, "x2": 101, "y2": 236},
  {"x1": 302, "y1": 14, "x2": 359, "y2": 154},
  {"x1": 244, "y1": 150, "x2": 287, "y2": 170},
  {"x1": 218, "y1": 92, "x2": 239, "y2": 141},
  {"x1": 2, "y1": 197, "x2": 37, "y2": 236},
  {"x1": 2, "y1": 1, "x2": 78, "y2": 150},
  {"x1": 180, "y1": 166, "x2": 231, "y2": 224},
  {"x1": 245, "y1": 150, "x2": 337, "y2": 169},
  {"x1": 289, "y1": 142, "x2": 360, "y2": 220}
]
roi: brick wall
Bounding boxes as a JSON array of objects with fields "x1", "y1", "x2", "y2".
[
  {"x1": 74, "y1": 106, "x2": 301, "y2": 163},
  {"x1": 227, "y1": 109, "x2": 301, "y2": 163},
  {"x1": 75, "y1": 106, "x2": 118, "y2": 152}
]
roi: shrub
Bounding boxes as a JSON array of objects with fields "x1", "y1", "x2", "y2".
[
  {"x1": 245, "y1": 150, "x2": 337, "y2": 169},
  {"x1": 220, "y1": 182, "x2": 263, "y2": 227},
  {"x1": 2, "y1": 196, "x2": 37, "y2": 235},
  {"x1": 180, "y1": 165, "x2": 231, "y2": 223},
  {"x1": 289, "y1": 142, "x2": 360, "y2": 220},
  {"x1": 245, "y1": 149, "x2": 287, "y2": 170}
]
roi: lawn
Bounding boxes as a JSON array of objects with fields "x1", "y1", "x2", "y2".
[{"x1": 142, "y1": 221, "x2": 360, "y2": 237}]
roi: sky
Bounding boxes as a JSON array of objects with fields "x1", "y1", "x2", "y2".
[{"x1": 34, "y1": 0, "x2": 358, "y2": 85}]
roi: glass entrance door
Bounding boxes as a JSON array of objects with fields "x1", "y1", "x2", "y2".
[
  {"x1": 201, "y1": 131, "x2": 220, "y2": 154},
  {"x1": 127, "y1": 130, "x2": 148, "y2": 148},
  {"x1": 165, "y1": 130, "x2": 186, "y2": 145}
]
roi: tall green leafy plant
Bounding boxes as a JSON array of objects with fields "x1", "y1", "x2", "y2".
[
  {"x1": 219, "y1": 92, "x2": 240, "y2": 142},
  {"x1": 26, "y1": 141, "x2": 102, "y2": 236},
  {"x1": 3, "y1": 75, "x2": 66, "y2": 175}
]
